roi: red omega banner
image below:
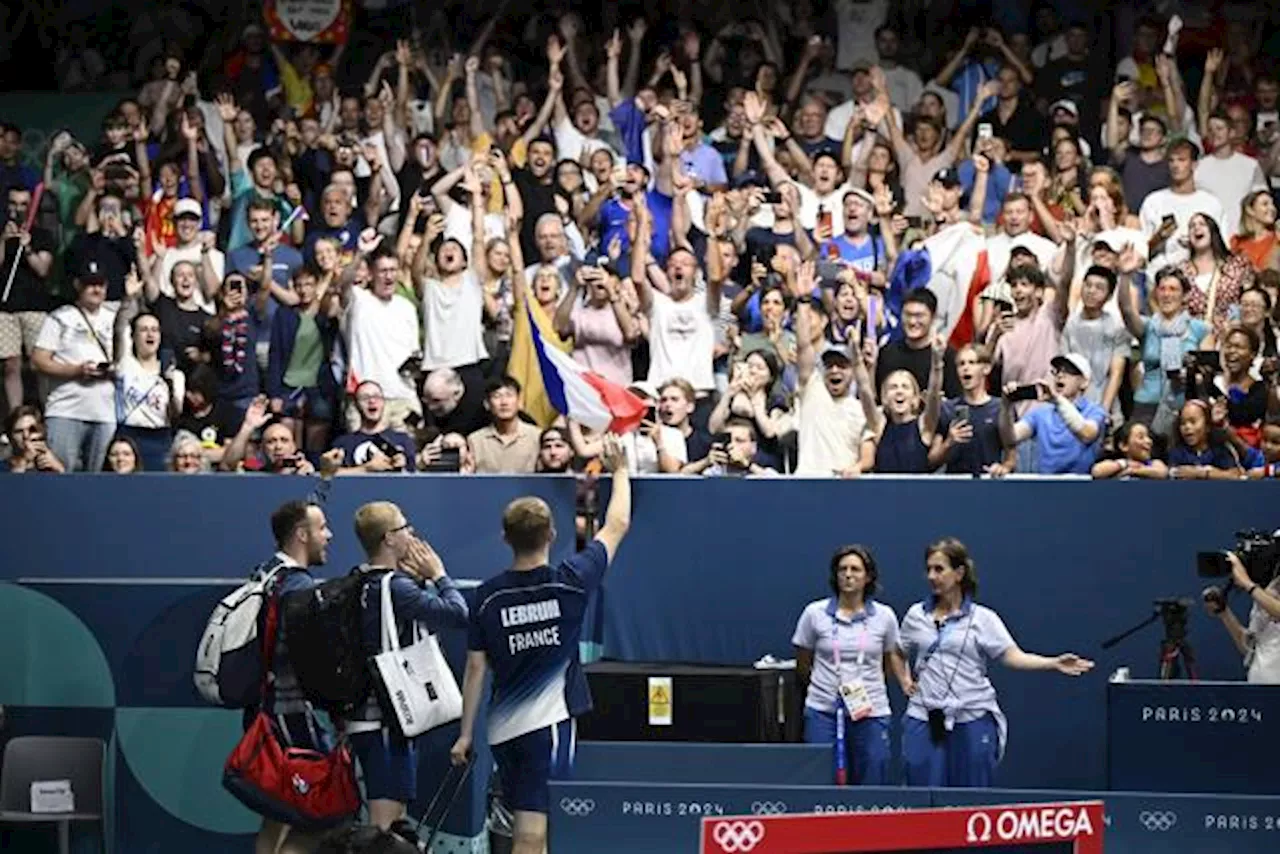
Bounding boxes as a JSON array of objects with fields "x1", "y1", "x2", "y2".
[
  {"x1": 264, "y1": 0, "x2": 353, "y2": 44},
  {"x1": 700, "y1": 800, "x2": 1105, "y2": 854}
]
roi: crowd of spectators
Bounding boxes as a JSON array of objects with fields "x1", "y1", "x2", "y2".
[{"x1": 3, "y1": 1, "x2": 1280, "y2": 481}]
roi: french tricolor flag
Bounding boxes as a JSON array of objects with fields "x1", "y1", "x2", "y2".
[{"x1": 526, "y1": 303, "x2": 647, "y2": 434}]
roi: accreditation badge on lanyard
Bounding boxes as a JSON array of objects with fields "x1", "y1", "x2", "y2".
[{"x1": 833, "y1": 619, "x2": 874, "y2": 722}]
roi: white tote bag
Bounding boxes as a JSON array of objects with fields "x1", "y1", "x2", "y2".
[{"x1": 369, "y1": 573, "x2": 463, "y2": 738}]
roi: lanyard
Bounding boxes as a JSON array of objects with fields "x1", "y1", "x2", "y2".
[
  {"x1": 831, "y1": 609, "x2": 871, "y2": 676},
  {"x1": 919, "y1": 609, "x2": 964, "y2": 671}
]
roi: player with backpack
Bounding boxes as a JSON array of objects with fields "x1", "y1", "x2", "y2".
[
  {"x1": 343, "y1": 501, "x2": 470, "y2": 832},
  {"x1": 195, "y1": 497, "x2": 338, "y2": 854}
]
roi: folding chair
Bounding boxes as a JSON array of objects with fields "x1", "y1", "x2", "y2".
[{"x1": 0, "y1": 736, "x2": 105, "y2": 854}]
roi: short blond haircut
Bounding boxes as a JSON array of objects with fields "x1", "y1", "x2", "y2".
[
  {"x1": 354, "y1": 501, "x2": 401, "y2": 556},
  {"x1": 502, "y1": 497, "x2": 554, "y2": 554}
]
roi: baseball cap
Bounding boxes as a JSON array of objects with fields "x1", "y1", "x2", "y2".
[
  {"x1": 1051, "y1": 353, "x2": 1092, "y2": 382},
  {"x1": 812, "y1": 148, "x2": 842, "y2": 169},
  {"x1": 820, "y1": 348, "x2": 853, "y2": 367},
  {"x1": 932, "y1": 167, "x2": 961, "y2": 189},
  {"x1": 174, "y1": 198, "x2": 202, "y2": 219},
  {"x1": 76, "y1": 259, "x2": 107, "y2": 284},
  {"x1": 1049, "y1": 99, "x2": 1079, "y2": 118},
  {"x1": 843, "y1": 187, "x2": 876, "y2": 208},
  {"x1": 627, "y1": 380, "x2": 660, "y2": 401}
]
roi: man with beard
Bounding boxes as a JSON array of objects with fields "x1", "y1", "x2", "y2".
[
  {"x1": 245, "y1": 498, "x2": 334, "y2": 854},
  {"x1": 329, "y1": 380, "x2": 415, "y2": 473}
]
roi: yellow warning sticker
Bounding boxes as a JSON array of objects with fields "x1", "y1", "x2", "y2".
[{"x1": 648, "y1": 676, "x2": 672, "y2": 726}]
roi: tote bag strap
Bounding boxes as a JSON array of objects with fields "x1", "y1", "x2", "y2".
[{"x1": 379, "y1": 571, "x2": 401, "y2": 654}]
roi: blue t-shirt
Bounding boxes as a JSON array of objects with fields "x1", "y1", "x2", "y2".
[
  {"x1": 227, "y1": 244, "x2": 303, "y2": 345},
  {"x1": 825, "y1": 233, "x2": 884, "y2": 274},
  {"x1": 330, "y1": 429, "x2": 417, "y2": 472},
  {"x1": 957, "y1": 159, "x2": 1013, "y2": 225},
  {"x1": 469, "y1": 539, "x2": 610, "y2": 745},
  {"x1": 598, "y1": 193, "x2": 672, "y2": 265},
  {"x1": 1168, "y1": 444, "x2": 1240, "y2": 470},
  {"x1": 1022, "y1": 397, "x2": 1108, "y2": 474}
]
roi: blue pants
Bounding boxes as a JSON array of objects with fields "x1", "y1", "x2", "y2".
[
  {"x1": 802, "y1": 708, "x2": 891, "y2": 785},
  {"x1": 902, "y1": 713, "x2": 999, "y2": 788},
  {"x1": 45, "y1": 417, "x2": 114, "y2": 472}
]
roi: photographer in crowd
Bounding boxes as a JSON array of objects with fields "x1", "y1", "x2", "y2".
[{"x1": 1203, "y1": 550, "x2": 1280, "y2": 684}]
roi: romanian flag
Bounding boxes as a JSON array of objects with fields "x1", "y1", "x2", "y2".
[{"x1": 519, "y1": 299, "x2": 646, "y2": 434}]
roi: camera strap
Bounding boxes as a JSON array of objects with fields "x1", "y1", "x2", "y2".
[{"x1": 75, "y1": 304, "x2": 113, "y2": 363}]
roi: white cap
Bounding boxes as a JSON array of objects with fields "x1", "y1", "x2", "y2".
[
  {"x1": 174, "y1": 198, "x2": 202, "y2": 219},
  {"x1": 1051, "y1": 353, "x2": 1092, "y2": 382}
]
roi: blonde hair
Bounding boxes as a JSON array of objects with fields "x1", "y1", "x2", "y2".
[
  {"x1": 354, "y1": 501, "x2": 402, "y2": 556},
  {"x1": 502, "y1": 496, "x2": 554, "y2": 554}
]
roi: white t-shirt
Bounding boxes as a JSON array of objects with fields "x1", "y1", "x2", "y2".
[
  {"x1": 646, "y1": 290, "x2": 715, "y2": 393},
  {"x1": 36, "y1": 304, "x2": 119, "y2": 424},
  {"x1": 345, "y1": 286, "x2": 420, "y2": 401},
  {"x1": 158, "y1": 245, "x2": 222, "y2": 314},
  {"x1": 442, "y1": 203, "x2": 506, "y2": 252},
  {"x1": 553, "y1": 116, "x2": 617, "y2": 165},
  {"x1": 421, "y1": 269, "x2": 488, "y2": 371},
  {"x1": 115, "y1": 353, "x2": 185, "y2": 429},
  {"x1": 794, "y1": 371, "x2": 868, "y2": 476},
  {"x1": 1194, "y1": 152, "x2": 1267, "y2": 239},
  {"x1": 622, "y1": 426, "x2": 687, "y2": 474},
  {"x1": 795, "y1": 182, "x2": 850, "y2": 234},
  {"x1": 985, "y1": 231, "x2": 1059, "y2": 285},
  {"x1": 1138, "y1": 188, "x2": 1226, "y2": 271},
  {"x1": 833, "y1": 0, "x2": 888, "y2": 71}
]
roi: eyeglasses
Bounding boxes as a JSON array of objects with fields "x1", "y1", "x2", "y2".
[{"x1": 388, "y1": 522, "x2": 413, "y2": 536}]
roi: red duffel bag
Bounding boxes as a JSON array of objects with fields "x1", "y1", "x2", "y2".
[{"x1": 222, "y1": 591, "x2": 360, "y2": 829}]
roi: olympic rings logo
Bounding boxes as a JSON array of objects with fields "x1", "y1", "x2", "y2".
[
  {"x1": 711, "y1": 820, "x2": 766, "y2": 852},
  {"x1": 750, "y1": 801, "x2": 788, "y2": 815},
  {"x1": 559, "y1": 797, "x2": 596, "y2": 816},
  {"x1": 1139, "y1": 811, "x2": 1177, "y2": 832}
]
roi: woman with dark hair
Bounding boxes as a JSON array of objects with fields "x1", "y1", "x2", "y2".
[
  {"x1": 899, "y1": 538, "x2": 1094, "y2": 788},
  {"x1": 1117, "y1": 259, "x2": 1211, "y2": 437},
  {"x1": 1207, "y1": 324, "x2": 1270, "y2": 449},
  {"x1": 709, "y1": 348, "x2": 789, "y2": 469},
  {"x1": 1167, "y1": 399, "x2": 1245, "y2": 479},
  {"x1": 115, "y1": 273, "x2": 185, "y2": 472},
  {"x1": 202, "y1": 271, "x2": 267, "y2": 436},
  {"x1": 1090, "y1": 422, "x2": 1168, "y2": 479},
  {"x1": 792, "y1": 545, "x2": 912, "y2": 785},
  {"x1": 103, "y1": 435, "x2": 143, "y2": 473},
  {"x1": 1211, "y1": 286, "x2": 1280, "y2": 360},
  {"x1": 1178, "y1": 212, "x2": 1255, "y2": 337}
]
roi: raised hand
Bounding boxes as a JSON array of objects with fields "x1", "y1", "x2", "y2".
[
  {"x1": 215, "y1": 93, "x2": 237, "y2": 123},
  {"x1": 1117, "y1": 242, "x2": 1142, "y2": 275},
  {"x1": 357, "y1": 227, "x2": 383, "y2": 256},
  {"x1": 627, "y1": 17, "x2": 648, "y2": 44},
  {"x1": 1205, "y1": 48, "x2": 1224, "y2": 75},
  {"x1": 743, "y1": 91, "x2": 766, "y2": 125},
  {"x1": 547, "y1": 36, "x2": 566, "y2": 66},
  {"x1": 465, "y1": 55, "x2": 481, "y2": 76},
  {"x1": 682, "y1": 30, "x2": 701, "y2": 61},
  {"x1": 606, "y1": 29, "x2": 623, "y2": 60},
  {"x1": 600, "y1": 433, "x2": 628, "y2": 472},
  {"x1": 244, "y1": 396, "x2": 270, "y2": 431}
]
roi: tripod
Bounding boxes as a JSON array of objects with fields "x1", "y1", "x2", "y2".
[{"x1": 1101, "y1": 599, "x2": 1198, "y2": 681}]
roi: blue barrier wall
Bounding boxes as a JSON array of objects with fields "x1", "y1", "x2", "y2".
[
  {"x1": 598, "y1": 478, "x2": 1277, "y2": 791},
  {"x1": 2, "y1": 476, "x2": 1276, "y2": 850},
  {"x1": 0, "y1": 474, "x2": 578, "y2": 854}
]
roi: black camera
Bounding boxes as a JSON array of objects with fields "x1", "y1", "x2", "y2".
[{"x1": 1197, "y1": 530, "x2": 1280, "y2": 588}]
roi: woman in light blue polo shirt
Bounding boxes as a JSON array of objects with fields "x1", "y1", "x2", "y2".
[
  {"x1": 899, "y1": 537, "x2": 1094, "y2": 788},
  {"x1": 792, "y1": 545, "x2": 914, "y2": 785}
]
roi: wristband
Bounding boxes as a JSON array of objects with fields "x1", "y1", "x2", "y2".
[{"x1": 1248, "y1": 585, "x2": 1260, "y2": 597}]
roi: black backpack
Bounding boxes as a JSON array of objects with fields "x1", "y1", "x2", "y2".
[{"x1": 284, "y1": 566, "x2": 386, "y2": 716}]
